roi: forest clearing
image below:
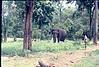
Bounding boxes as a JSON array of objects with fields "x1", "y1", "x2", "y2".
[
  {"x1": 2, "y1": 0, "x2": 99, "y2": 67},
  {"x1": 1, "y1": 38, "x2": 99, "y2": 67}
]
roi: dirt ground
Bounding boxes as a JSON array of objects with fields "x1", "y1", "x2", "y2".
[{"x1": 1, "y1": 45, "x2": 99, "y2": 67}]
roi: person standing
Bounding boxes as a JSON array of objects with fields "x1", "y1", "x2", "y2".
[{"x1": 84, "y1": 35, "x2": 88, "y2": 50}]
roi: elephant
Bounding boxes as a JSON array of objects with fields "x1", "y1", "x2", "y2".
[{"x1": 50, "y1": 28, "x2": 67, "y2": 43}]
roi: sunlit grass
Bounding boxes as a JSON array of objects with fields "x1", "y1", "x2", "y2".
[
  {"x1": 1, "y1": 38, "x2": 92, "y2": 56},
  {"x1": 1, "y1": 38, "x2": 97, "y2": 67}
]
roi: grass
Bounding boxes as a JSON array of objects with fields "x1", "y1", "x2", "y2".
[
  {"x1": 71, "y1": 50, "x2": 99, "y2": 67},
  {"x1": 1, "y1": 38, "x2": 97, "y2": 67},
  {"x1": 1, "y1": 38, "x2": 93, "y2": 56}
]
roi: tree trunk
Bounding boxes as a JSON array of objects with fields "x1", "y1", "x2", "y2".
[
  {"x1": 3, "y1": 18, "x2": 8, "y2": 42},
  {"x1": 23, "y1": 1, "x2": 34, "y2": 51},
  {"x1": 4, "y1": 27, "x2": 7, "y2": 42},
  {"x1": 89, "y1": 6, "x2": 92, "y2": 40},
  {"x1": 93, "y1": 0, "x2": 98, "y2": 44},
  {"x1": 3, "y1": 15, "x2": 10, "y2": 42},
  {"x1": 59, "y1": 1, "x2": 61, "y2": 23},
  {"x1": 40, "y1": 24, "x2": 44, "y2": 40}
]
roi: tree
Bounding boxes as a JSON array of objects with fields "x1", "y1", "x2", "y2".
[
  {"x1": 32, "y1": 1, "x2": 54, "y2": 40},
  {"x1": 12, "y1": 1, "x2": 25, "y2": 41},
  {"x1": 23, "y1": 1, "x2": 34, "y2": 50},
  {"x1": 2, "y1": 1, "x2": 13, "y2": 42},
  {"x1": 67, "y1": 0, "x2": 98, "y2": 43},
  {"x1": 93, "y1": 0, "x2": 98, "y2": 44},
  {"x1": 51, "y1": 1, "x2": 94, "y2": 40},
  {"x1": 2, "y1": 1, "x2": 24, "y2": 42}
]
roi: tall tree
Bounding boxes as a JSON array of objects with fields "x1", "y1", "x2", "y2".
[
  {"x1": 67, "y1": 0, "x2": 98, "y2": 43},
  {"x1": 2, "y1": 1, "x2": 13, "y2": 42},
  {"x1": 12, "y1": 1, "x2": 25, "y2": 41},
  {"x1": 32, "y1": 1, "x2": 54, "y2": 40},
  {"x1": 93, "y1": 0, "x2": 98, "y2": 44},
  {"x1": 23, "y1": 1, "x2": 34, "y2": 50}
]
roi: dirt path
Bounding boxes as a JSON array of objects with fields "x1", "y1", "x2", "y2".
[
  {"x1": 51, "y1": 45, "x2": 99, "y2": 67},
  {"x1": 1, "y1": 45, "x2": 99, "y2": 67}
]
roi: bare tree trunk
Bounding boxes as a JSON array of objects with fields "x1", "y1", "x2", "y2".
[
  {"x1": 3, "y1": 19, "x2": 8, "y2": 42},
  {"x1": 4, "y1": 27, "x2": 7, "y2": 42},
  {"x1": 93, "y1": 0, "x2": 98, "y2": 44},
  {"x1": 23, "y1": 1, "x2": 34, "y2": 51},
  {"x1": 89, "y1": 6, "x2": 92, "y2": 40}
]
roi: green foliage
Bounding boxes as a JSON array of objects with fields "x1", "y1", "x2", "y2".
[
  {"x1": 89, "y1": 50, "x2": 99, "y2": 56},
  {"x1": 51, "y1": 2, "x2": 90, "y2": 40},
  {"x1": 32, "y1": 25, "x2": 52, "y2": 40},
  {"x1": 1, "y1": 41, "x2": 22, "y2": 56},
  {"x1": 2, "y1": 1, "x2": 94, "y2": 40},
  {"x1": 67, "y1": 0, "x2": 97, "y2": 40},
  {"x1": 67, "y1": 0, "x2": 94, "y2": 11},
  {"x1": 2, "y1": 39, "x2": 85, "y2": 56},
  {"x1": 33, "y1": 1, "x2": 54, "y2": 29},
  {"x1": 32, "y1": 28, "x2": 41, "y2": 39},
  {"x1": 2, "y1": 1, "x2": 25, "y2": 39}
]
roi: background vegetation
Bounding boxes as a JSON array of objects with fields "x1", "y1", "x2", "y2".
[
  {"x1": 1, "y1": 1, "x2": 99, "y2": 67},
  {"x1": 2, "y1": 1, "x2": 99, "y2": 42}
]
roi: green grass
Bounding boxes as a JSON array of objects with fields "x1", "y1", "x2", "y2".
[
  {"x1": 1, "y1": 38, "x2": 92, "y2": 56},
  {"x1": 1, "y1": 38, "x2": 97, "y2": 67},
  {"x1": 71, "y1": 50, "x2": 99, "y2": 67}
]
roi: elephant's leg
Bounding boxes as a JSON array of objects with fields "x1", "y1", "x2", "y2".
[
  {"x1": 57, "y1": 35, "x2": 60, "y2": 43},
  {"x1": 62, "y1": 40, "x2": 65, "y2": 42},
  {"x1": 58, "y1": 38, "x2": 60, "y2": 43},
  {"x1": 53, "y1": 37, "x2": 56, "y2": 43},
  {"x1": 59, "y1": 37, "x2": 65, "y2": 42},
  {"x1": 62, "y1": 38, "x2": 65, "y2": 42},
  {"x1": 54, "y1": 33, "x2": 58, "y2": 43}
]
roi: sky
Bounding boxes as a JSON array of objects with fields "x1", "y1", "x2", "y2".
[{"x1": 61, "y1": 1, "x2": 76, "y2": 9}]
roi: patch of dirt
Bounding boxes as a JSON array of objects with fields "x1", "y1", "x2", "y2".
[{"x1": 1, "y1": 45, "x2": 99, "y2": 67}]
